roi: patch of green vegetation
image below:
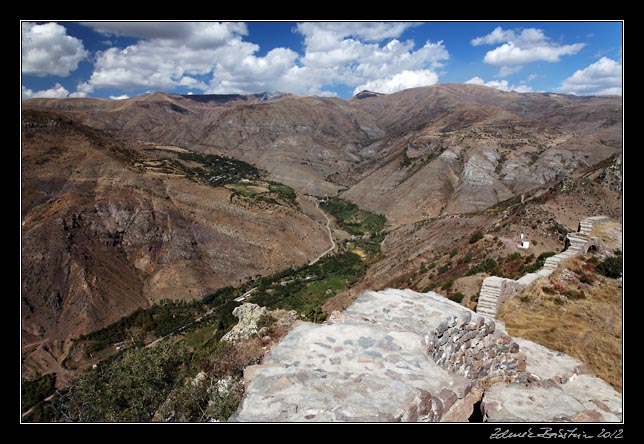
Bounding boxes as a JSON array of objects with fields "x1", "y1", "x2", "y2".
[
  {"x1": 548, "y1": 220, "x2": 570, "y2": 238},
  {"x1": 506, "y1": 252, "x2": 521, "y2": 262},
  {"x1": 400, "y1": 150, "x2": 412, "y2": 168},
  {"x1": 250, "y1": 253, "x2": 365, "y2": 322},
  {"x1": 469, "y1": 230, "x2": 484, "y2": 244},
  {"x1": 421, "y1": 282, "x2": 438, "y2": 292},
  {"x1": 77, "y1": 301, "x2": 207, "y2": 356},
  {"x1": 449, "y1": 292, "x2": 464, "y2": 303},
  {"x1": 522, "y1": 251, "x2": 556, "y2": 273},
  {"x1": 22, "y1": 373, "x2": 56, "y2": 413},
  {"x1": 268, "y1": 182, "x2": 296, "y2": 200},
  {"x1": 597, "y1": 255, "x2": 622, "y2": 278},
  {"x1": 467, "y1": 258, "x2": 500, "y2": 276},
  {"x1": 441, "y1": 280, "x2": 453, "y2": 290},
  {"x1": 177, "y1": 151, "x2": 259, "y2": 186},
  {"x1": 437, "y1": 263, "x2": 451, "y2": 275},
  {"x1": 52, "y1": 341, "x2": 188, "y2": 422},
  {"x1": 457, "y1": 252, "x2": 473, "y2": 264},
  {"x1": 319, "y1": 197, "x2": 385, "y2": 236},
  {"x1": 182, "y1": 325, "x2": 217, "y2": 349},
  {"x1": 449, "y1": 248, "x2": 459, "y2": 258}
]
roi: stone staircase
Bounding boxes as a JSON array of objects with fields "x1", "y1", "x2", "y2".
[
  {"x1": 578, "y1": 216, "x2": 610, "y2": 235},
  {"x1": 476, "y1": 277, "x2": 505, "y2": 318},
  {"x1": 476, "y1": 216, "x2": 609, "y2": 319}
]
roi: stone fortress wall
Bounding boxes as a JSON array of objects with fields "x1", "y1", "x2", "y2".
[{"x1": 476, "y1": 216, "x2": 610, "y2": 319}]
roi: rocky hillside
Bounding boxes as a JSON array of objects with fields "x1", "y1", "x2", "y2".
[
  {"x1": 21, "y1": 109, "x2": 331, "y2": 379},
  {"x1": 24, "y1": 84, "x2": 622, "y2": 224}
]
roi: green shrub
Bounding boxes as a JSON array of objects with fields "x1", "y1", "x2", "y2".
[
  {"x1": 597, "y1": 256, "x2": 622, "y2": 278},
  {"x1": 469, "y1": 230, "x2": 484, "y2": 244},
  {"x1": 467, "y1": 258, "x2": 499, "y2": 276},
  {"x1": 268, "y1": 182, "x2": 296, "y2": 200},
  {"x1": 542, "y1": 286, "x2": 556, "y2": 295},
  {"x1": 437, "y1": 264, "x2": 451, "y2": 275},
  {"x1": 22, "y1": 374, "x2": 56, "y2": 413},
  {"x1": 449, "y1": 292, "x2": 464, "y2": 303},
  {"x1": 506, "y1": 252, "x2": 521, "y2": 262},
  {"x1": 441, "y1": 280, "x2": 453, "y2": 290},
  {"x1": 449, "y1": 248, "x2": 459, "y2": 258},
  {"x1": 563, "y1": 290, "x2": 586, "y2": 300},
  {"x1": 522, "y1": 251, "x2": 556, "y2": 273},
  {"x1": 458, "y1": 252, "x2": 473, "y2": 264}
]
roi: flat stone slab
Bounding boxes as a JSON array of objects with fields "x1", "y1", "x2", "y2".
[
  {"x1": 513, "y1": 337, "x2": 587, "y2": 382},
  {"x1": 483, "y1": 339, "x2": 623, "y2": 422},
  {"x1": 233, "y1": 320, "x2": 473, "y2": 422},
  {"x1": 482, "y1": 376, "x2": 622, "y2": 422}
]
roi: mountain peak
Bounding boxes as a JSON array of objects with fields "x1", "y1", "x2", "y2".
[{"x1": 353, "y1": 90, "x2": 384, "y2": 100}]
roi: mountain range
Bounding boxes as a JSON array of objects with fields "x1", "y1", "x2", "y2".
[{"x1": 21, "y1": 84, "x2": 622, "y2": 384}]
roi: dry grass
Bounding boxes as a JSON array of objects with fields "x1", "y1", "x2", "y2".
[{"x1": 498, "y1": 256, "x2": 622, "y2": 392}]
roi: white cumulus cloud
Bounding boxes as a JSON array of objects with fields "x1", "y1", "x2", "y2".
[
  {"x1": 559, "y1": 56, "x2": 622, "y2": 96},
  {"x1": 22, "y1": 22, "x2": 88, "y2": 77},
  {"x1": 22, "y1": 83, "x2": 70, "y2": 100},
  {"x1": 109, "y1": 94, "x2": 130, "y2": 100},
  {"x1": 80, "y1": 22, "x2": 253, "y2": 93},
  {"x1": 67, "y1": 21, "x2": 449, "y2": 97},
  {"x1": 354, "y1": 69, "x2": 439, "y2": 94},
  {"x1": 296, "y1": 22, "x2": 421, "y2": 51},
  {"x1": 465, "y1": 76, "x2": 533, "y2": 93},
  {"x1": 471, "y1": 26, "x2": 585, "y2": 77}
]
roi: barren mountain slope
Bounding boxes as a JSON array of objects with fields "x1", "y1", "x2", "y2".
[
  {"x1": 21, "y1": 110, "x2": 331, "y2": 376},
  {"x1": 25, "y1": 93, "x2": 385, "y2": 196},
  {"x1": 324, "y1": 154, "x2": 622, "y2": 314},
  {"x1": 342, "y1": 84, "x2": 621, "y2": 224},
  {"x1": 25, "y1": 85, "x2": 621, "y2": 224}
]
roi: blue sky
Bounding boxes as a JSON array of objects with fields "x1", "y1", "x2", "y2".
[{"x1": 21, "y1": 21, "x2": 622, "y2": 100}]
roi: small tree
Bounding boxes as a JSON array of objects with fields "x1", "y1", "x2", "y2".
[{"x1": 469, "y1": 230, "x2": 484, "y2": 244}]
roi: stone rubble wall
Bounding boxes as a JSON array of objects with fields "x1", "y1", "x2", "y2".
[
  {"x1": 425, "y1": 310, "x2": 525, "y2": 379},
  {"x1": 476, "y1": 216, "x2": 608, "y2": 319}
]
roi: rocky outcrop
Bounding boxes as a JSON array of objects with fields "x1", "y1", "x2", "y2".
[
  {"x1": 231, "y1": 288, "x2": 622, "y2": 422},
  {"x1": 221, "y1": 304, "x2": 268, "y2": 342},
  {"x1": 476, "y1": 216, "x2": 609, "y2": 318},
  {"x1": 482, "y1": 338, "x2": 622, "y2": 422}
]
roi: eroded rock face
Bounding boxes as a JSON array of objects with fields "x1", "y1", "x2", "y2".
[
  {"x1": 221, "y1": 304, "x2": 268, "y2": 342},
  {"x1": 231, "y1": 289, "x2": 622, "y2": 422}
]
